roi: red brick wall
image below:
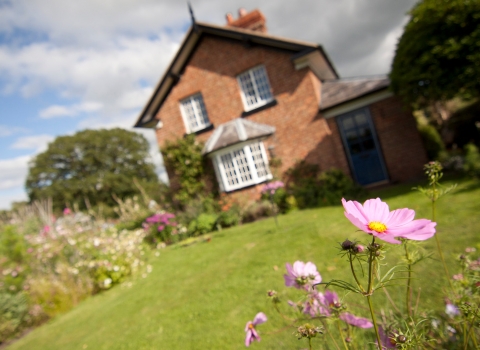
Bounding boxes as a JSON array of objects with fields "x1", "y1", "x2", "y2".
[
  {"x1": 155, "y1": 35, "x2": 427, "y2": 201},
  {"x1": 155, "y1": 35, "x2": 333, "y2": 201},
  {"x1": 368, "y1": 96, "x2": 427, "y2": 183}
]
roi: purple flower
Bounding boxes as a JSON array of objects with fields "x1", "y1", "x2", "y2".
[
  {"x1": 377, "y1": 327, "x2": 397, "y2": 349},
  {"x1": 261, "y1": 181, "x2": 284, "y2": 195},
  {"x1": 284, "y1": 261, "x2": 322, "y2": 290},
  {"x1": 146, "y1": 214, "x2": 161, "y2": 223},
  {"x1": 245, "y1": 312, "x2": 267, "y2": 347},
  {"x1": 302, "y1": 291, "x2": 329, "y2": 317},
  {"x1": 157, "y1": 225, "x2": 165, "y2": 232},
  {"x1": 339, "y1": 313, "x2": 373, "y2": 328},
  {"x1": 342, "y1": 198, "x2": 436, "y2": 244},
  {"x1": 320, "y1": 290, "x2": 373, "y2": 328},
  {"x1": 445, "y1": 302, "x2": 460, "y2": 317}
]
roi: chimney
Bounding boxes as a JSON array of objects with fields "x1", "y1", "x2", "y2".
[{"x1": 225, "y1": 8, "x2": 267, "y2": 33}]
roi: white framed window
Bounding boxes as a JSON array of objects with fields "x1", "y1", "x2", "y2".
[
  {"x1": 179, "y1": 93, "x2": 211, "y2": 133},
  {"x1": 212, "y1": 141, "x2": 272, "y2": 192},
  {"x1": 237, "y1": 65, "x2": 274, "y2": 111}
]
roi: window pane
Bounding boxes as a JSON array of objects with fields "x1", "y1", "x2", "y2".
[
  {"x1": 180, "y1": 94, "x2": 210, "y2": 132},
  {"x1": 216, "y1": 142, "x2": 271, "y2": 191},
  {"x1": 249, "y1": 142, "x2": 269, "y2": 178},
  {"x1": 238, "y1": 65, "x2": 273, "y2": 110},
  {"x1": 252, "y1": 66, "x2": 273, "y2": 102}
]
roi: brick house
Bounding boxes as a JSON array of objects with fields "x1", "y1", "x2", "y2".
[{"x1": 134, "y1": 9, "x2": 427, "y2": 201}]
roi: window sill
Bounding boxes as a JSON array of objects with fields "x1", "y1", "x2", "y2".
[
  {"x1": 241, "y1": 99, "x2": 277, "y2": 117},
  {"x1": 223, "y1": 176, "x2": 272, "y2": 193},
  {"x1": 185, "y1": 124, "x2": 214, "y2": 137}
]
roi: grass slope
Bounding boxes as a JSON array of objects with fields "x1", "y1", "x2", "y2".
[{"x1": 8, "y1": 177, "x2": 480, "y2": 349}]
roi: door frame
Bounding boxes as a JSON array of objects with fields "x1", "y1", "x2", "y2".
[{"x1": 336, "y1": 106, "x2": 389, "y2": 186}]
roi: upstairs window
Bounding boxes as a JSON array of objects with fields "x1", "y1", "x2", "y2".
[
  {"x1": 180, "y1": 93, "x2": 211, "y2": 133},
  {"x1": 212, "y1": 141, "x2": 272, "y2": 192},
  {"x1": 237, "y1": 65, "x2": 274, "y2": 111}
]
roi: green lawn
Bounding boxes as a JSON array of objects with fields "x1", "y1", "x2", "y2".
[{"x1": 7, "y1": 176, "x2": 480, "y2": 349}]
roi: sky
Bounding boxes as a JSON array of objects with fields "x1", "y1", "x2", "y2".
[{"x1": 0, "y1": 0, "x2": 418, "y2": 210}]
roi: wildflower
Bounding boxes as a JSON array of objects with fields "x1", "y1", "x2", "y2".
[
  {"x1": 295, "y1": 323, "x2": 323, "y2": 339},
  {"x1": 63, "y1": 208, "x2": 72, "y2": 215},
  {"x1": 377, "y1": 327, "x2": 397, "y2": 349},
  {"x1": 445, "y1": 301, "x2": 460, "y2": 317},
  {"x1": 339, "y1": 312, "x2": 373, "y2": 328},
  {"x1": 341, "y1": 198, "x2": 436, "y2": 244},
  {"x1": 452, "y1": 274, "x2": 463, "y2": 281},
  {"x1": 245, "y1": 312, "x2": 267, "y2": 347},
  {"x1": 261, "y1": 181, "x2": 284, "y2": 195},
  {"x1": 320, "y1": 290, "x2": 373, "y2": 328},
  {"x1": 284, "y1": 261, "x2": 321, "y2": 290}
]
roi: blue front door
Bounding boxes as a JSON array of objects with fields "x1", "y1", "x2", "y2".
[{"x1": 337, "y1": 107, "x2": 388, "y2": 185}]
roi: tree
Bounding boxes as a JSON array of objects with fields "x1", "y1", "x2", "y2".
[
  {"x1": 390, "y1": 0, "x2": 480, "y2": 108},
  {"x1": 26, "y1": 128, "x2": 159, "y2": 211}
]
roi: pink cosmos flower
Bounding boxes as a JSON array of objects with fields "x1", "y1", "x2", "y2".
[
  {"x1": 377, "y1": 327, "x2": 397, "y2": 349},
  {"x1": 341, "y1": 198, "x2": 436, "y2": 244},
  {"x1": 284, "y1": 261, "x2": 322, "y2": 290},
  {"x1": 339, "y1": 313, "x2": 373, "y2": 328},
  {"x1": 245, "y1": 312, "x2": 267, "y2": 347},
  {"x1": 321, "y1": 290, "x2": 373, "y2": 328},
  {"x1": 63, "y1": 208, "x2": 72, "y2": 215}
]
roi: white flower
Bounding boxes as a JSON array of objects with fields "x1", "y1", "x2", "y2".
[{"x1": 104, "y1": 278, "x2": 112, "y2": 287}]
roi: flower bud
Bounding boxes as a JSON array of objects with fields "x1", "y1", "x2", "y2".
[
  {"x1": 354, "y1": 244, "x2": 365, "y2": 253},
  {"x1": 267, "y1": 290, "x2": 280, "y2": 304},
  {"x1": 341, "y1": 239, "x2": 354, "y2": 250},
  {"x1": 396, "y1": 335, "x2": 407, "y2": 343}
]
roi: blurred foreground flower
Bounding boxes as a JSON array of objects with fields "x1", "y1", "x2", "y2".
[
  {"x1": 284, "y1": 261, "x2": 321, "y2": 290},
  {"x1": 245, "y1": 312, "x2": 267, "y2": 347},
  {"x1": 341, "y1": 198, "x2": 436, "y2": 244},
  {"x1": 261, "y1": 181, "x2": 284, "y2": 195}
]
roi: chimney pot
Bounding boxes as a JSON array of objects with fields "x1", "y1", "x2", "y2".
[
  {"x1": 238, "y1": 8, "x2": 247, "y2": 17},
  {"x1": 226, "y1": 13, "x2": 234, "y2": 24}
]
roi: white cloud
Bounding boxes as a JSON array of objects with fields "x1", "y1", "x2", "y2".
[
  {"x1": 0, "y1": 155, "x2": 31, "y2": 191},
  {"x1": 10, "y1": 134, "x2": 54, "y2": 152},
  {"x1": 0, "y1": 125, "x2": 28, "y2": 137},
  {"x1": 39, "y1": 101, "x2": 103, "y2": 119}
]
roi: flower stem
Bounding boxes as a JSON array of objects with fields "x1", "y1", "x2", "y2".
[
  {"x1": 336, "y1": 320, "x2": 349, "y2": 350},
  {"x1": 367, "y1": 237, "x2": 375, "y2": 294},
  {"x1": 464, "y1": 306, "x2": 479, "y2": 350},
  {"x1": 349, "y1": 253, "x2": 365, "y2": 293},
  {"x1": 308, "y1": 337, "x2": 312, "y2": 350},
  {"x1": 367, "y1": 295, "x2": 382, "y2": 349},
  {"x1": 366, "y1": 237, "x2": 382, "y2": 348},
  {"x1": 322, "y1": 319, "x2": 341, "y2": 350},
  {"x1": 431, "y1": 186, "x2": 453, "y2": 291},
  {"x1": 404, "y1": 241, "x2": 412, "y2": 317}
]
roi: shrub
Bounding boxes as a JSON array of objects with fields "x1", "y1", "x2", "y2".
[
  {"x1": 286, "y1": 162, "x2": 365, "y2": 208},
  {"x1": 215, "y1": 207, "x2": 241, "y2": 229},
  {"x1": 241, "y1": 200, "x2": 273, "y2": 223},
  {"x1": 417, "y1": 123, "x2": 445, "y2": 160},
  {"x1": 463, "y1": 143, "x2": 480, "y2": 177},
  {"x1": 143, "y1": 212, "x2": 180, "y2": 245},
  {"x1": 316, "y1": 169, "x2": 365, "y2": 205},
  {"x1": 0, "y1": 292, "x2": 29, "y2": 343},
  {"x1": 188, "y1": 213, "x2": 218, "y2": 236}
]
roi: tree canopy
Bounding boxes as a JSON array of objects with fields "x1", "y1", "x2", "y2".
[
  {"x1": 26, "y1": 128, "x2": 159, "y2": 211},
  {"x1": 390, "y1": 0, "x2": 480, "y2": 107}
]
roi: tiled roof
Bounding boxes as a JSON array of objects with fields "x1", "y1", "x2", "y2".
[
  {"x1": 203, "y1": 118, "x2": 275, "y2": 154},
  {"x1": 321, "y1": 77, "x2": 390, "y2": 110}
]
